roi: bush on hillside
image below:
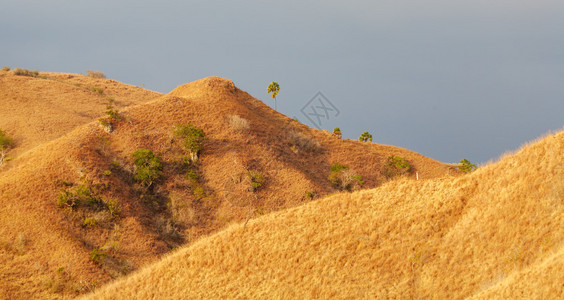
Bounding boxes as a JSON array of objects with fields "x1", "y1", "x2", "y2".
[
  {"x1": 458, "y1": 159, "x2": 477, "y2": 173},
  {"x1": 13, "y1": 68, "x2": 39, "y2": 77},
  {"x1": 133, "y1": 149, "x2": 163, "y2": 188},
  {"x1": 89, "y1": 86, "x2": 104, "y2": 95},
  {"x1": 57, "y1": 182, "x2": 104, "y2": 209},
  {"x1": 328, "y1": 162, "x2": 363, "y2": 192},
  {"x1": 0, "y1": 129, "x2": 14, "y2": 166},
  {"x1": 381, "y1": 155, "x2": 412, "y2": 179},
  {"x1": 1, "y1": 66, "x2": 10, "y2": 72},
  {"x1": 358, "y1": 131, "x2": 373, "y2": 143},
  {"x1": 98, "y1": 104, "x2": 121, "y2": 133},
  {"x1": 333, "y1": 127, "x2": 342, "y2": 139},
  {"x1": 228, "y1": 115, "x2": 250, "y2": 132},
  {"x1": 247, "y1": 170, "x2": 265, "y2": 192},
  {"x1": 174, "y1": 124, "x2": 205, "y2": 163},
  {"x1": 85, "y1": 70, "x2": 106, "y2": 79},
  {"x1": 289, "y1": 131, "x2": 321, "y2": 153}
]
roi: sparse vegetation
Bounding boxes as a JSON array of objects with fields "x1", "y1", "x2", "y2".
[
  {"x1": 227, "y1": 115, "x2": 250, "y2": 132},
  {"x1": 132, "y1": 149, "x2": 163, "y2": 188},
  {"x1": 85, "y1": 70, "x2": 106, "y2": 79},
  {"x1": 328, "y1": 162, "x2": 363, "y2": 191},
  {"x1": 267, "y1": 81, "x2": 280, "y2": 111},
  {"x1": 90, "y1": 247, "x2": 107, "y2": 264},
  {"x1": 247, "y1": 170, "x2": 265, "y2": 192},
  {"x1": 289, "y1": 131, "x2": 321, "y2": 153},
  {"x1": 304, "y1": 191, "x2": 315, "y2": 201},
  {"x1": 174, "y1": 124, "x2": 205, "y2": 163},
  {"x1": 333, "y1": 127, "x2": 342, "y2": 138},
  {"x1": 13, "y1": 67, "x2": 39, "y2": 77},
  {"x1": 98, "y1": 103, "x2": 121, "y2": 133},
  {"x1": 459, "y1": 158, "x2": 477, "y2": 173},
  {"x1": 89, "y1": 86, "x2": 104, "y2": 95},
  {"x1": 0, "y1": 129, "x2": 14, "y2": 166},
  {"x1": 381, "y1": 155, "x2": 412, "y2": 179},
  {"x1": 57, "y1": 182, "x2": 102, "y2": 209},
  {"x1": 2, "y1": 66, "x2": 10, "y2": 72},
  {"x1": 359, "y1": 131, "x2": 373, "y2": 143}
]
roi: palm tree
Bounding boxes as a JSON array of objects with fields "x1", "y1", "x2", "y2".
[{"x1": 267, "y1": 81, "x2": 280, "y2": 111}]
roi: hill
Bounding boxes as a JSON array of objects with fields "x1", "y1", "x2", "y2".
[
  {"x1": 0, "y1": 70, "x2": 161, "y2": 157},
  {"x1": 85, "y1": 129, "x2": 564, "y2": 299},
  {"x1": 0, "y1": 75, "x2": 454, "y2": 299}
]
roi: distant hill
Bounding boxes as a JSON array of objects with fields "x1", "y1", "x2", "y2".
[
  {"x1": 86, "y1": 130, "x2": 563, "y2": 299},
  {"x1": 0, "y1": 70, "x2": 161, "y2": 157},
  {"x1": 0, "y1": 73, "x2": 455, "y2": 299}
]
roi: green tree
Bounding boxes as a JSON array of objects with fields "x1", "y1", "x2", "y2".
[
  {"x1": 381, "y1": 155, "x2": 412, "y2": 179},
  {"x1": 359, "y1": 131, "x2": 373, "y2": 143},
  {"x1": 174, "y1": 124, "x2": 205, "y2": 163},
  {"x1": 328, "y1": 162, "x2": 363, "y2": 191},
  {"x1": 133, "y1": 149, "x2": 163, "y2": 188},
  {"x1": 332, "y1": 127, "x2": 342, "y2": 139},
  {"x1": 267, "y1": 81, "x2": 280, "y2": 111},
  {"x1": 459, "y1": 159, "x2": 477, "y2": 173},
  {"x1": 0, "y1": 129, "x2": 14, "y2": 166}
]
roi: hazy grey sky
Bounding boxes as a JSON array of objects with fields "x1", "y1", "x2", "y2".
[{"x1": 2, "y1": 0, "x2": 563, "y2": 164}]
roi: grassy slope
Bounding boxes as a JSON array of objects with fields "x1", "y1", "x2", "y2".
[
  {"x1": 86, "y1": 129, "x2": 564, "y2": 299},
  {"x1": 0, "y1": 75, "x2": 453, "y2": 299},
  {"x1": 0, "y1": 70, "x2": 161, "y2": 157}
]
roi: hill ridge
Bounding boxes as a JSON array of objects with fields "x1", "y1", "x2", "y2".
[
  {"x1": 85, "y1": 129, "x2": 564, "y2": 299},
  {"x1": 0, "y1": 73, "x2": 456, "y2": 299}
]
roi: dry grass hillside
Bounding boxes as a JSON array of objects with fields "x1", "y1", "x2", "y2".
[
  {"x1": 0, "y1": 75, "x2": 454, "y2": 299},
  {"x1": 0, "y1": 69, "x2": 161, "y2": 157},
  {"x1": 86, "y1": 129, "x2": 563, "y2": 299}
]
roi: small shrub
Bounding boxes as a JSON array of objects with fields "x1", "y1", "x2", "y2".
[
  {"x1": 13, "y1": 68, "x2": 39, "y2": 77},
  {"x1": 57, "y1": 182, "x2": 105, "y2": 209},
  {"x1": 192, "y1": 186, "x2": 206, "y2": 199},
  {"x1": 103, "y1": 170, "x2": 112, "y2": 176},
  {"x1": 105, "y1": 104, "x2": 121, "y2": 121},
  {"x1": 174, "y1": 124, "x2": 205, "y2": 163},
  {"x1": 228, "y1": 115, "x2": 250, "y2": 132},
  {"x1": 85, "y1": 70, "x2": 106, "y2": 79},
  {"x1": 0, "y1": 129, "x2": 14, "y2": 166},
  {"x1": 98, "y1": 104, "x2": 121, "y2": 133},
  {"x1": 185, "y1": 169, "x2": 198, "y2": 182},
  {"x1": 333, "y1": 127, "x2": 342, "y2": 139},
  {"x1": 382, "y1": 155, "x2": 412, "y2": 179},
  {"x1": 105, "y1": 198, "x2": 121, "y2": 218},
  {"x1": 289, "y1": 131, "x2": 320, "y2": 153},
  {"x1": 132, "y1": 149, "x2": 163, "y2": 188},
  {"x1": 83, "y1": 217, "x2": 97, "y2": 227},
  {"x1": 89, "y1": 86, "x2": 104, "y2": 95},
  {"x1": 459, "y1": 159, "x2": 477, "y2": 173},
  {"x1": 359, "y1": 131, "x2": 373, "y2": 143},
  {"x1": 90, "y1": 247, "x2": 107, "y2": 264},
  {"x1": 328, "y1": 163, "x2": 363, "y2": 191},
  {"x1": 2, "y1": 66, "x2": 10, "y2": 72},
  {"x1": 304, "y1": 191, "x2": 315, "y2": 201},
  {"x1": 247, "y1": 170, "x2": 264, "y2": 192}
]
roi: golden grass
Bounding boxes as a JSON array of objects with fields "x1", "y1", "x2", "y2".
[
  {"x1": 86, "y1": 129, "x2": 564, "y2": 299},
  {"x1": 0, "y1": 75, "x2": 458, "y2": 298},
  {"x1": 0, "y1": 71, "x2": 161, "y2": 157}
]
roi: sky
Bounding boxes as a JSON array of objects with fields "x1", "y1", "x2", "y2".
[{"x1": 2, "y1": 0, "x2": 563, "y2": 164}]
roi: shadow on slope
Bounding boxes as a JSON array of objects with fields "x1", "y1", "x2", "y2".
[
  {"x1": 86, "y1": 129, "x2": 563, "y2": 299},
  {"x1": 0, "y1": 76, "x2": 454, "y2": 298}
]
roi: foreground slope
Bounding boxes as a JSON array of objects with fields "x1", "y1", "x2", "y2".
[
  {"x1": 0, "y1": 76, "x2": 453, "y2": 299},
  {"x1": 87, "y1": 129, "x2": 563, "y2": 299}
]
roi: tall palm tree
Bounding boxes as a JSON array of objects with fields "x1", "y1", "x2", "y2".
[{"x1": 267, "y1": 81, "x2": 280, "y2": 111}]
